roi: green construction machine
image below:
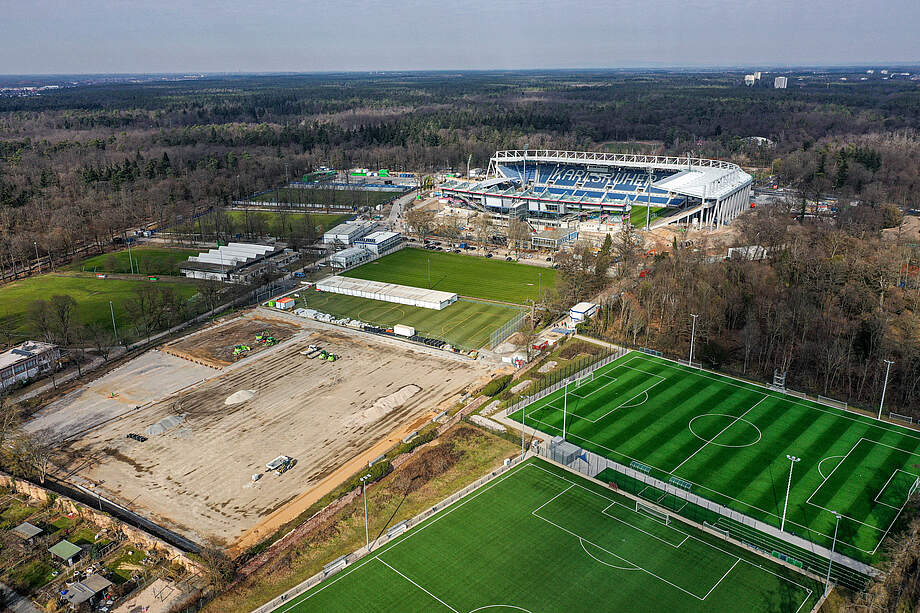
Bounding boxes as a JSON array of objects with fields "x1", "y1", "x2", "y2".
[{"x1": 233, "y1": 344, "x2": 251, "y2": 356}]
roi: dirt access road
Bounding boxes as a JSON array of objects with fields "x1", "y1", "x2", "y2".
[{"x1": 57, "y1": 314, "x2": 493, "y2": 550}]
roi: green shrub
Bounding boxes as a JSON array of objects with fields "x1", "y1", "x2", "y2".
[{"x1": 482, "y1": 374, "x2": 513, "y2": 397}]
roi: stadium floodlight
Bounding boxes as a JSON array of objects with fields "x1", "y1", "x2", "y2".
[
  {"x1": 360, "y1": 473, "x2": 372, "y2": 549},
  {"x1": 825, "y1": 511, "x2": 841, "y2": 597},
  {"x1": 562, "y1": 379, "x2": 568, "y2": 440},
  {"x1": 878, "y1": 359, "x2": 894, "y2": 420},
  {"x1": 781, "y1": 455, "x2": 801, "y2": 532},
  {"x1": 688, "y1": 314, "x2": 699, "y2": 366}
]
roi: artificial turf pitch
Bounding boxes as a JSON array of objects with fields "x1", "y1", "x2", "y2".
[
  {"x1": 509, "y1": 351, "x2": 920, "y2": 563},
  {"x1": 293, "y1": 291, "x2": 521, "y2": 350},
  {"x1": 274, "y1": 459, "x2": 820, "y2": 613},
  {"x1": 342, "y1": 247, "x2": 555, "y2": 304}
]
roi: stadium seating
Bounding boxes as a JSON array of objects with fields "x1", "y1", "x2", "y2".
[{"x1": 497, "y1": 162, "x2": 681, "y2": 206}]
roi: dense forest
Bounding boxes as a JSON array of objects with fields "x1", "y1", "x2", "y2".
[{"x1": 2, "y1": 70, "x2": 920, "y2": 275}]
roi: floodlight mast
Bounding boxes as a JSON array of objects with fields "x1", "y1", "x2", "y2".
[
  {"x1": 688, "y1": 314, "x2": 699, "y2": 365},
  {"x1": 562, "y1": 378, "x2": 570, "y2": 440},
  {"x1": 878, "y1": 359, "x2": 894, "y2": 420},
  {"x1": 825, "y1": 511, "x2": 841, "y2": 598},
  {"x1": 360, "y1": 473, "x2": 372, "y2": 549},
  {"x1": 781, "y1": 455, "x2": 801, "y2": 532}
]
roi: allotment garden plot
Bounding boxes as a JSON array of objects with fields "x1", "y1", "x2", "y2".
[
  {"x1": 509, "y1": 352, "x2": 920, "y2": 564},
  {"x1": 274, "y1": 459, "x2": 819, "y2": 613}
]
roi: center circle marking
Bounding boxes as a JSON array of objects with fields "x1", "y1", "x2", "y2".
[{"x1": 688, "y1": 413, "x2": 762, "y2": 448}]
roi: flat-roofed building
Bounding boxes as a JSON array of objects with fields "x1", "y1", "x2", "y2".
[
  {"x1": 323, "y1": 221, "x2": 378, "y2": 245},
  {"x1": 316, "y1": 276, "x2": 458, "y2": 310},
  {"x1": 353, "y1": 230, "x2": 403, "y2": 254},
  {"x1": 0, "y1": 341, "x2": 59, "y2": 390}
]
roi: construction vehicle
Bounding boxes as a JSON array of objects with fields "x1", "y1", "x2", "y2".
[
  {"x1": 233, "y1": 344, "x2": 251, "y2": 356},
  {"x1": 266, "y1": 455, "x2": 297, "y2": 476},
  {"x1": 300, "y1": 344, "x2": 323, "y2": 358}
]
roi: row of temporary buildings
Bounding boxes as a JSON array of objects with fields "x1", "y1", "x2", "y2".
[{"x1": 179, "y1": 242, "x2": 298, "y2": 283}]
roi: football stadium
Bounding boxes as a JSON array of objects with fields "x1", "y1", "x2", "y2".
[
  {"x1": 441, "y1": 150, "x2": 753, "y2": 229},
  {"x1": 507, "y1": 351, "x2": 920, "y2": 571}
]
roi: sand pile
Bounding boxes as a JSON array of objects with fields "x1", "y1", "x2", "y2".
[
  {"x1": 364, "y1": 385, "x2": 421, "y2": 421},
  {"x1": 145, "y1": 414, "x2": 186, "y2": 436},
  {"x1": 225, "y1": 389, "x2": 256, "y2": 405}
]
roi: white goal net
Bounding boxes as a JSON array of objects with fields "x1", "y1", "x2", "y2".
[
  {"x1": 636, "y1": 501, "x2": 670, "y2": 525},
  {"x1": 574, "y1": 372, "x2": 594, "y2": 389}
]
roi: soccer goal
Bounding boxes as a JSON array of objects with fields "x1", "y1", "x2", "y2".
[
  {"x1": 636, "y1": 500, "x2": 670, "y2": 525},
  {"x1": 574, "y1": 372, "x2": 594, "y2": 389},
  {"x1": 890, "y1": 412, "x2": 913, "y2": 425}
]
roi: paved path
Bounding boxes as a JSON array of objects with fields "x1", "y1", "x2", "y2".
[{"x1": 0, "y1": 583, "x2": 41, "y2": 613}]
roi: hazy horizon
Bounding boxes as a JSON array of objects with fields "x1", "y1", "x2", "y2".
[{"x1": 3, "y1": 0, "x2": 918, "y2": 74}]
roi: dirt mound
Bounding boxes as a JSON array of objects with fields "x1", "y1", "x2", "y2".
[
  {"x1": 364, "y1": 385, "x2": 421, "y2": 421},
  {"x1": 145, "y1": 414, "x2": 186, "y2": 436},
  {"x1": 225, "y1": 389, "x2": 256, "y2": 405}
]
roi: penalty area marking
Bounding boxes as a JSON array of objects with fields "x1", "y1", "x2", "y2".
[
  {"x1": 579, "y1": 538, "x2": 640, "y2": 570},
  {"x1": 817, "y1": 455, "x2": 845, "y2": 480},
  {"x1": 469, "y1": 606, "x2": 536, "y2": 612}
]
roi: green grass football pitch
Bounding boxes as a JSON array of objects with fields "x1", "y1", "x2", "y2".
[
  {"x1": 273, "y1": 459, "x2": 820, "y2": 613},
  {"x1": 628, "y1": 204, "x2": 666, "y2": 228},
  {"x1": 509, "y1": 352, "x2": 920, "y2": 564},
  {"x1": 342, "y1": 248, "x2": 556, "y2": 304},
  {"x1": 293, "y1": 291, "x2": 521, "y2": 350}
]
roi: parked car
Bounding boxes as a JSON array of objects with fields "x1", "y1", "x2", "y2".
[{"x1": 486, "y1": 253, "x2": 493, "y2": 258}]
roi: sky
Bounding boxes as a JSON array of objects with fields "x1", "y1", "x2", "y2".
[{"x1": 2, "y1": 0, "x2": 919, "y2": 74}]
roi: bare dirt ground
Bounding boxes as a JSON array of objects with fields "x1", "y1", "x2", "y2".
[
  {"x1": 25, "y1": 351, "x2": 214, "y2": 439},
  {"x1": 53, "y1": 316, "x2": 492, "y2": 549},
  {"x1": 162, "y1": 314, "x2": 300, "y2": 368}
]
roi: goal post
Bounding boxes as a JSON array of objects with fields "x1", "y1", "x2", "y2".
[
  {"x1": 574, "y1": 372, "x2": 594, "y2": 389},
  {"x1": 636, "y1": 500, "x2": 670, "y2": 525}
]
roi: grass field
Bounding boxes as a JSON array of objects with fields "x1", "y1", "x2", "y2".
[
  {"x1": 0, "y1": 273, "x2": 199, "y2": 341},
  {"x1": 274, "y1": 459, "x2": 821, "y2": 613},
  {"x1": 72, "y1": 247, "x2": 198, "y2": 275},
  {"x1": 629, "y1": 204, "x2": 666, "y2": 227},
  {"x1": 294, "y1": 290, "x2": 520, "y2": 350},
  {"x1": 342, "y1": 248, "x2": 555, "y2": 304},
  {"x1": 509, "y1": 351, "x2": 920, "y2": 564},
  {"x1": 176, "y1": 211, "x2": 350, "y2": 239},
  {"x1": 252, "y1": 187, "x2": 404, "y2": 208}
]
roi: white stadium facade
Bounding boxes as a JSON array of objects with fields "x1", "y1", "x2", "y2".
[{"x1": 440, "y1": 150, "x2": 753, "y2": 229}]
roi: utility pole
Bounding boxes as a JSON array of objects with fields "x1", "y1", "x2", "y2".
[
  {"x1": 781, "y1": 455, "x2": 801, "y2": 532},
  {"x1": 879, "y1": 359, "x2": 895, "y2": 420},
  {"x1": 34, "y1": 241, "x2": 40, "y2": 273},
  {"x1": 109, "y1": 301, "x2": 118, "y2": 344}
]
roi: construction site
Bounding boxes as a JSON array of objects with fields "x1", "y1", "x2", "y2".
[{"x1": 28, "y1": 310, "x2": 493, "y2": 550}]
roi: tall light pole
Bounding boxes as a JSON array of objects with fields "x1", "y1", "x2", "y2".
[
  {"x1": 689, "y1": 314, "x2": 699, "y2": 365},
  {"x1": 562, "y1": 379, "x2": 570, "y2": 440},
  {"x1": 825, "y1": 511, "x2": 841, "y2": 598},
  {"x1": 781, "y1": 455, "x2": 801, "y2": 532},
  {"x1": 109, "y1": 301, "x2": 118, "y2": 344},
  {"x1": 879, "y1": 359, "x2": 894, "y2": 420},
  {"x1": 360, "y1": 474, "x2": 372, "y2": 550}
]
